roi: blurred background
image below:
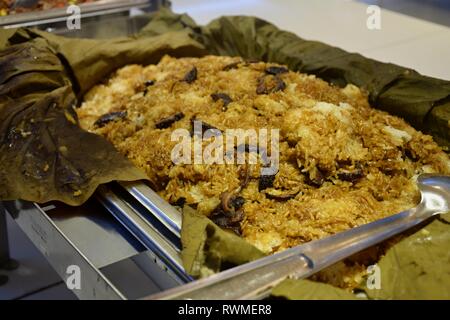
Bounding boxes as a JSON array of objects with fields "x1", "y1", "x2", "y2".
[{"x1": 359, "y1": 0, "x2": 450, "y2": 27}]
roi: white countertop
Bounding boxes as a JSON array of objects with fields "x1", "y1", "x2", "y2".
[{"x1": 171, "y1": 0, "x2": 450, "y2": 80}]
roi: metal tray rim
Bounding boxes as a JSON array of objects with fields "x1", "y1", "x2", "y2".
[{"x1": 0, "y1": 0, "x2": 151, "y2": 27}]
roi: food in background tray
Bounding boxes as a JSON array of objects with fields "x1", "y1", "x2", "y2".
[
  {"x1": 76, "y1": 55, "x2": 450, "y2": 288},
  {"x1": 0, "y1": 0, "x2": 96, "y2": 16}
]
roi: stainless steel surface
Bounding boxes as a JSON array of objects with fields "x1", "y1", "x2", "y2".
[
  {"x1": 99, "y1": 252, "x2": 178, "y2": 299},
  {"x1": 96, "y1": 184, "x2": 191, "y2": 284},
  {"x1": 148, "y1": 174, "x2": 450, "y2": 300},
  {"x1": 4, "y1": 197, "x2": 183, "y2": 299},
  {"x1": 131, "y1": 251, "x2": 180, "y2": 290},
  {"x1": 46, "y1": 200, "x2": 144, "y2": 268},
  {"x1": 4, "y1": 200, "x2": 126, "y2": 299}
]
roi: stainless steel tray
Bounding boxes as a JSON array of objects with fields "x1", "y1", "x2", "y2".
[
  {"x1": 0, "y1": 0, "x2": 167, "y2": 29},
  {"x1": 3, "y1": 189, "x2": 185, "y2": 299}
]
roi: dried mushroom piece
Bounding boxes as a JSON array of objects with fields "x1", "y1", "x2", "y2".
[
  {"x1": 143, "y1": 80, "x2": 155, "y2": 96},
  {"x1": 258, "y1": 173, "x2": 276, "y2": 191},
  {"x1": 256, "y1": 75, "x2": 286, "y2": 95},
  {"x1": 210, "y1": 192, "x2": 246, "y2": 235},
  {"x1": 220, "y1": 192, "x2": 245, "y2": 212},
  {"x1": 182, "y1": 66, "x2": 198, "y2": 84},
  {"x1": 265, "y1": 66, "x2": 288, "y2": 75},
  {"x1": 210, "y1": 212, "x2": 243, "y2": 235},
  {"x1": 171, "y1": 197, "x2": 186, "y2": 207},
  {"x1": 94, "y1": 111, "x2": 127, "y2": 128},
  {"x1": 336, "y1": 162, "x2": 364, "y2": 183},
  {"x1": 337, "y1": 169, "x2": 364, "y2": 183},
  {"x1": 402, "y1": 148, "x2": 418, "y2": 162},
  {"x1": 155, "y1": 112, "x2": 185, "y2": 129},
  {"x1": 230, "y1": 196, "x2": 245, "y2": 209},
  {"x1": 210, "y1": 165, "x2": 250, "y2": 235},
  {"x1": 305, "y1": 168, "x2": 325, "y2": 187},
  {"x1": 274, "y1": 77, "x2": 287, "y2": 92},
  {"x1": 256, "y1": 76, "x2": 268, "y2": 95},
  {"x1": 190, "y1": 117, "x2": 222, "y2": 136},
  {"x1": 211, "y1": 93, "x2": 233, "y2": 111}
]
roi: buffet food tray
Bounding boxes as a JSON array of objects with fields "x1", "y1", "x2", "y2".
[
  {"x1": 2, "y1": 5, "x2": 449, "y2": 301},
  {"x1": 0, "y1": 0, "x2": 167, "y2": 29}
]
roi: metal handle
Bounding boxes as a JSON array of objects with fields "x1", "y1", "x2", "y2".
[
  {"x1": 302, "y1": 206, "x2": 423, "y2": 269},
  {"x1": 147, "y1": 204, "x2": 430, "y2": 300},
  {"x1": 147, "y1": 253, "x2": 313, "y2": 300}
]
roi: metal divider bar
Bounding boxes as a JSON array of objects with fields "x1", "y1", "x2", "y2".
[
  {"x1": 96, "y1": 185, "x2": 191, "y2": 284},
  {"x1": 119, "y1": 181, "x2": 182, "y2": 238}
]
